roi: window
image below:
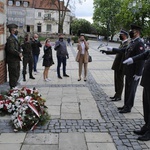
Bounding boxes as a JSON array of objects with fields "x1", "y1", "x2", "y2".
[
  {"x1": 44, "y1": 14, "x2": 51, "y2": 20},
  {"x1": 16, "y1": 1, "x2": 21, "y2": 6},
  {"x1": 37, "y1": 23, "x2": 42, "y2": 32},
  {"x1": 8, "y1": 0, "x2": 13, "y2": 6},
  {"x1": 47, "y1": 24, "x2": 52, "y2": 31},
  {"x1": 27, "y1": 25, "x2": 30, "y2": 32},
  {"x1": 38, "y1": 12, "x2": 42, "y2": 17},
  {"x1": 23, "y1": 2, "x2": 29, "y2": 7}
]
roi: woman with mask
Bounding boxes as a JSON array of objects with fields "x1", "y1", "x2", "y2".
[
  {"x1": 42, "y1": 38, "x2": 54, "y2": 81},
  {"x1": 76, "y1": 35, "x2": 89, "y2": 81}
]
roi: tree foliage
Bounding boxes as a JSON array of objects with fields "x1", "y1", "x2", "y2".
[
  {"x1": 71, "y1": 18, "x2": 92, "y2": 35},
  {"x1": 93, "y1": 0, "x2": 121, "y2": 39},
  {"x1": 93, "y1": 0, "x2": 150, "y2": 38},
  {"x1": 50, "y1": 0, "x2": 86, "y2": 33}
]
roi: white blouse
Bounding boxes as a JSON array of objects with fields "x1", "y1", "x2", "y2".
[{"x1": 80, "y1": 42, "x2": 85, "y2": 54}]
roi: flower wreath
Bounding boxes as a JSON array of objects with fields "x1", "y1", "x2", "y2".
[{"x1": 0, "y1": 87, "x2": 50, "y2": 131}]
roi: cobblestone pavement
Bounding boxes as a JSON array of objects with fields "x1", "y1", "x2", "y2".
[{"x1": 0, "y1": 40, "x2": 149, "y2": 150}]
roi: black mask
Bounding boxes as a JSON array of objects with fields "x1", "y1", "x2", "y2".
[
  {"x1": 119, "y1": 35, "x2": 123, "y2": 41},
  {"x1": 14, "y1": 30, "x2": 18, "y2": 35},
  {"x1": 59, "y1": 38, "x2": 63, "y2": 42},
  {"x1": 129, "y1": 30, "x2": 134, "y2": 38}
]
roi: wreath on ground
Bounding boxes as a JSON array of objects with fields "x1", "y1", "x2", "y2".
[{"x1": 0, "y1": 87, "x2": 50, "y2": 131}]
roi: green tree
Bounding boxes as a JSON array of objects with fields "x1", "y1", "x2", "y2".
[
  {"x1": 93, "y1": 0, "x2": 121, "y2": 40},
  {"x1": 71, "y1": 18, "x2": 92, "y2": 35},
  {"x1": 93, "y1": 0, "x2": 150, "y2": 38},
  {"x1": 117, "y1": 0, "x2": 150, "y2": 37},
  {"x1": 50, "y1": 0, "x2": 86, "y2": 33}
]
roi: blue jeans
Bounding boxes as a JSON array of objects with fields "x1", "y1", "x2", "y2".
[
  {"x1": 57, "y1": 56, "x2": 67, "y2": 77},
  {"x1": 33, "y1": 54, "x2": 39, "y2": 72}
]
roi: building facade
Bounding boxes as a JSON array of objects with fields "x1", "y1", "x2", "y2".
[
  {"x1": 0, "y1": 0, "x2": 7, "y2": 84},
  {"x1": 7, "y1": 0, "x2": 71, "y2": 35}
]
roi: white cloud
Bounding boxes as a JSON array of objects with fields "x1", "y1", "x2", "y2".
[{"x1": 75, "y1": 0, "x2": 93, "y2": 23}]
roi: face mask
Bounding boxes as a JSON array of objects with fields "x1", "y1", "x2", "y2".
[
  {"x1": 119, "y1": 35, "x2": 123, "y2": 41},
  {"x1": 59, "y1": 38, "x2": 63, "y2": 42},
  {"x1": 129, "y1": 30, "x2": 134, "y2": 38},
  {"x1": 14, "y1": 30, "x2": 18, "y2": 35}
]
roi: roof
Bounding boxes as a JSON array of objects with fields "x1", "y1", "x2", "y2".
[{"x1": 25, "y1": 0, "x2": 70, "y2": 11}]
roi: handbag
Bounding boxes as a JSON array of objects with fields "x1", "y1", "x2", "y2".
[{"x1": 88, "y1": 55, "x2": 92, "y2": 62}]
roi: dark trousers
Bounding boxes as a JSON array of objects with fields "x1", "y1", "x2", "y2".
[
  {"x1": 143, "y1": 86, "x2": 150, "y2": 129},
  {"x1": 8, "y1": 61, "x2": 20, "y2": 88},
  {"x1": 22, "y1": 57, "x2": 33, "y2": 76},
  {"x1": 33, "y1": 54, "x2": 39, "y2": 72},
  {"x1": 114, "y1": 70, "x2": 124, "y2": 98},
  {"x1": 57, "y1": 56, "x2": 67, "y2": 77},
  {"x1": 124, "y1": 75, "x2": 139, "y2": 110}
]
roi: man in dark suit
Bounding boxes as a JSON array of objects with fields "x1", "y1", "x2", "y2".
[
  {"x1": 123, "y1": 50, "x2": 150, "y2": 141},
  {"x1": 31, "y1": 34, "x2": 42, "y2": 74},
  {"x1": 102, "y1": 24, "x2": 145, "y2": 113},
  {"x1": 6, "y1": 24, "x2": 22, "y2": 89},
  {"x1": 101, "y1": 30, "x2": 129, "y2": 101}
]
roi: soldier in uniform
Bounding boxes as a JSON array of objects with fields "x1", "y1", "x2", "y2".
[
  {"x1": 101, "y1": 30, "x2": 129, "y2": 101},
  {"x1": 123, "y1": 50, "x2": 150, "y2": 141},
  {"x1": 6, "y1": 24, "x2": 22, "y2": 89},
  {"x1": 21, "y1": 34, "x2": 35, "y2": 81},
  {"x1": 102, "y1": 24, "x2": 145, "y2": 113}
]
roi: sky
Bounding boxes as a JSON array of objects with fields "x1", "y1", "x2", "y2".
[{"x1": 75, "y1": 0, "x2": 94, "y2": 23}]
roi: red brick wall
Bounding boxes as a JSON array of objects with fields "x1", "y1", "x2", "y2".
[
  {"x1": 0, "y1": 1, "x2": 7, "y2": 84},
  {"x1": 0, "y1": 59, "x2": 7, "y2": 84}
]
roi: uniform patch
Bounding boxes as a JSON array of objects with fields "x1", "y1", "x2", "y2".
[{"x1": 140, "y1": 47, "x2": 144, "y2": 50}]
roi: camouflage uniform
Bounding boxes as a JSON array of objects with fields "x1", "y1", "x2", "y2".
[
  {"x1": 21, "y1": 41, "x2": 34, "y2": 81},
  {"x1": 6, "y1": 34, "x2": 21, "y2": 88}
]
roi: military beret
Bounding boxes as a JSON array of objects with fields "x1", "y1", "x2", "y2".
[
  {"x1": 119, "y1": 30, "x2": 128, "y2": 36},
  {"x1": 130, "y1": 24, "x2": 142, "y2": 30},
  {"x1": 7, "y1": 23, "x2": 18, "y2": 29}
]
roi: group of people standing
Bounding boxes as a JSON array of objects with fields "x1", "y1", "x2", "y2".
[
  {"x1": 5, "y1": 23, "x2": 150, "y2": 141},
  {"x1": 6, "y1": 24, "x2": 90, "y2": 89},
  {"x1": 101, "y1": 24, "x2": 150, "y2": 141}
]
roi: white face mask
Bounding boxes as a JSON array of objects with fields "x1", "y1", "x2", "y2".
[{"x1": 35, "y1": 38, "x2": 38, "y2": 40}]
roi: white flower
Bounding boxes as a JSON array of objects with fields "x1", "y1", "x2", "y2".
[
  {"x1": 11, "y1": 115, "x2": 16, "y2": 120},
  {"x1": 0, "y1": 104, "x2": 3, "y2": 109}
]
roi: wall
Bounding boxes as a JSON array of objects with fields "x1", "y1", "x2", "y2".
[{"x1": 0, "y1": 0, "x2": 7, "y2": 84}]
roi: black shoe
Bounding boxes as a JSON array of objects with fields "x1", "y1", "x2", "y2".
[
  {"x1": 117, "y1": 106, "x2": 124, "y2": 110},
  {"x1": 119, "y1": 108, "x2": 131, "y2": 113},
  {"x1": 110, "y1": 96, "x2": 116, "y2": 99},
  {"x1": 23, "y1": 79, "x2": 26, "y2": 81},
  {"x1": 30, "y1": 76, "x2": 35, "y2": 79},
  {"x1": 112, "y1": 98, "x2": 121, "y2": 101},
  {"x1": 63, "y1": 74, "x2": 69, "y2": 77},
  {"x1": 134, "y1": 129, "x2": 147, "y2": 135},
  {"x1": 137, "y1": 131, "x2": 150, "y2": 141},
  {"x1": 78, "y1": 78, "x2": 81, "y2": 81},
  {"x1": 58, "y1": 76, "x2": 62, "y2": 79}
]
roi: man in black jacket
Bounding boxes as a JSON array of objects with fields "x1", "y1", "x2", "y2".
[
  {"x1": 123, "y1": 50, "x2": 150, "y2": 141},
  {"x1": 102, "y1": 24, "x2": 145, "y2": 113},
  {"x1": 31, "y1": 34, "x2": 42, "y2": 73},
  {"x1": 54, "y1": 34, "x2": 69, "y2": 79}
]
